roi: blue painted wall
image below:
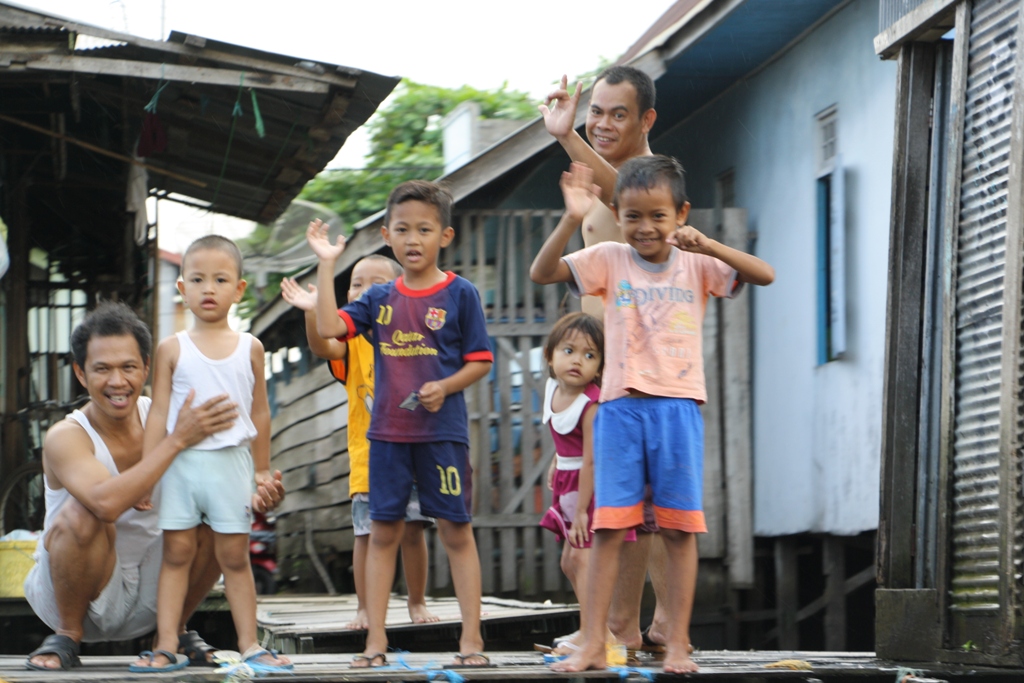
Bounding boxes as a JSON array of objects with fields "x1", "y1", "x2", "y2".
[{"x1": 655, "y1": 0, "x2": 896, "y2": 535}]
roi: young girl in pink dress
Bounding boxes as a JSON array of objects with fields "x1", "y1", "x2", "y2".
[{"x1": 539, "y1": 313, "x2": 635, "y2": 655}]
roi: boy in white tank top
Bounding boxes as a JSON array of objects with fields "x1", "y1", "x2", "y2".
[{"x1": 132, "y1": 236, "x2": 291, "y2": 672}]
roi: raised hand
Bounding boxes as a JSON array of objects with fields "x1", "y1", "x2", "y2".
[
  {"x1": 560, "y1": 162, "x2": 601, "y2": 221},
  {"x1": 668, "y1": 225, "x2": 713, "y2": 254},
  {"x1": 539, "y1": 75, "x2": 583, "y2": 140},
  {"x1": 306, "y1": 218, "x2": 346, "y2": 261},
  {"x1": 281, "y1": 277, "x2": 317, "y2": 311}
]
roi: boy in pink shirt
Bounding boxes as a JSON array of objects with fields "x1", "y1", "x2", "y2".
[{"x1": 531, "y1": 156, "x2": 774, "y2": 673}]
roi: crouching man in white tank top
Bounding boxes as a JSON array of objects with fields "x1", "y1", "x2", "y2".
[{"x1": 23, "y1": 302, "x2": 285, "y2": 671}]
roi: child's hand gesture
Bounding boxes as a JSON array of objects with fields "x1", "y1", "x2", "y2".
[
  {"x1": 418, "y1": 381, "x2": 446, "y2": 413},
  {"x1": 568, "y1": 507, "x2": 590, "y2": 549},
  {"x1": 546, "y1": 458, "x2": 556, "y2": 491},
  {"x1": 281, "y1": 277, "x2": 317, "y2": 311},
  {"x1": 540, "y1": 75, "x2": 583, "y2": 141},
  {"x1": 306, "y1": 218, "x2": 346, "y2": 262},
  {"x1": 561, "y1": 162, "x2": 601, "y2": 221},
  {"x1": 668, "y1": 225, "x2": 713, "y2": 254}
]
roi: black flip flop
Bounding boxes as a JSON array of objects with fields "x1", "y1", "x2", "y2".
[
  {"x1": 445, "y1": 652, "x2": 493, "y2": 668},
  {"x1": 350, "y1": 652, "x2": 388, "y2": 668},
  {"x1": 25, "y1": 634, "x2": 81, "y2": 671}
]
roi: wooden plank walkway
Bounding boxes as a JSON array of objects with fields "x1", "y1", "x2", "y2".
[
  {"x1": 257, "y1": 594, "x2": 580, "y2": 654},
  {"x1": 4, "y1": 650, "x2": 1019, "y2": 681}
]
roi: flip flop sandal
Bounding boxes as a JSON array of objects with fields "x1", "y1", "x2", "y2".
[
  {"x1": 350, "y1": 652, "x2": 388, "y2": 668},
  {"x1": 640, "y1": 626, "x2": 667, "y2": 653},
  {"x1": 445, "y1": 652, "x2": 493, "y2": 668},
  {"x1": 178, "y1": 630, "x2": 218, "y2": 667},
  {"x1": 241, "y1": 644, "x2": 294, "y2": 671},
  {"x1": 25, "y1": 634, "x2": 81, "y2": 671},
  {"x1": 128, "y1": 650, "x2": 188, "y2": 673}
]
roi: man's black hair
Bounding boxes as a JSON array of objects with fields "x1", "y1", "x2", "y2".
[
  {"x1": 70, "y1": 301, "x2": 152, "y2": 367},
  {"x1": 595, "y1": 65, "x2": 656, "y2": 115}
]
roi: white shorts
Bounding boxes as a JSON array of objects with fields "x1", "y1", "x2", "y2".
[
  {"x1": 159, "y1": 446, "x2": 254, "y2": 534},
  {"x1": 24, "y1": 533, "x2": 162, "y2": 642}
]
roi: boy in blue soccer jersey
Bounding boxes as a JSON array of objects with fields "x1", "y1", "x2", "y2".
[{"x1": 307, "y1": 181, "x2": 493, "y2": 669}]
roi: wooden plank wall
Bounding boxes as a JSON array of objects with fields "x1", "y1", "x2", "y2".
[
  {"x1": 266, "y1": 206, "x2": 751, "y2": 601},
  {"x1": 270, "y1": 364, "x2": 352, "y2": 589},
  {"x1": 426, "y1": 210, "x2": 577, "y2": 598}
]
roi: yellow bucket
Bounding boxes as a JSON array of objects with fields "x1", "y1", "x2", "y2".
[{"x1": 0, "y1": 540, "x2": 37, "y2": 598}]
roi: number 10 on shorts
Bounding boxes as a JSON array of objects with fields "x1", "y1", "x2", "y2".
[{"x1": 437, "y1": 465, "x2": 461, "y2": 496}]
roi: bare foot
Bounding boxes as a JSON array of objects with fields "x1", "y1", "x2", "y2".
[
  {"x1": 458, "y1": 634, "x2": 485, "y2": 664},
  {"x1": 345, "y1": 608, "x2": 369, "y2": 630},
  {"x1": 550, "y1": 641, "x2": 607, "y2": 672},
  {"x1": 663, "y1": 645, "x2": 699, "y2": 674},
  {"x1": 408, "y1": 601, "x2": 440, "y2": 624}
]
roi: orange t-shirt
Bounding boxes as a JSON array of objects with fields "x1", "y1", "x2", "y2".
[{"x1": 563, "y1": 243, "x2": 737, "y2": 404}]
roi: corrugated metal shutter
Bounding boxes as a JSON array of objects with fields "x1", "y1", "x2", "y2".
[{"x1": 950, "y1": 0, "x2": 1018, "y2": 614}]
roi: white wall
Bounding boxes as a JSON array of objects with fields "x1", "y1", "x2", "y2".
[{"x1": 656, "y1": 0, "x2": 896, "y2": 535}]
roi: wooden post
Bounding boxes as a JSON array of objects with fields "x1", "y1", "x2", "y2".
[
  {"x1": 824, "y1": 536, "x2": 847, "y2": 650},
  {"x1": 3, "y1": 184, "x2": 30, "y2": 475},
  {"x1": 774, "y1": 536, "x2": 799, "y2": 648}
]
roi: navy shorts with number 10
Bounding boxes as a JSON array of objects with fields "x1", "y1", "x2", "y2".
[{"x1": 368, "y1": 440, "x2": 473, "y2": 523}]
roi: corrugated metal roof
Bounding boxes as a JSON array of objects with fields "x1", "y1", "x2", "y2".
[{"x1": 0, "y1": 1, "x2": 398, "y2": 224}]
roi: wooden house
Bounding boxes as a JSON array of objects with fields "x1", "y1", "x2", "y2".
[
  {"x1": 254, "y1": 0, "x2": 899, "y2": 652},
  {"x1": 0, "y1": 2, "x2": 396, "y2": 524}
]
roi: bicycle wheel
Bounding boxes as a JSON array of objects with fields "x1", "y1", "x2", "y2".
[{"x1": 0, "y1": 461, "x2": 45, "y2": 536}]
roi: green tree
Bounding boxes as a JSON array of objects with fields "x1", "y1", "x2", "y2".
[
  {"x1": 236, "y1": 79, "x2": 537, "y2": 318},
  {"x1": 299, "y1": 78, "x2": 537, "y2": 231}
]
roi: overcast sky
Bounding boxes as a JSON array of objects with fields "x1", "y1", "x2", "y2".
[{"x1": 17, "y1": 0, "x2": 674, "y2": 251}]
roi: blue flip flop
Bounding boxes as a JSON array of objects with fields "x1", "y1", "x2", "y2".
[
  {"x1": 241, "y1": 645, "x2": 294, "y2": 672},
  {"x1": 128, "y1": 649, "x2": 189, "y2": 673}
]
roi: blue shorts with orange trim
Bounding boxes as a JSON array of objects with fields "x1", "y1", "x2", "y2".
[{"x1": 592, "y1": 396, "x2": 706, "y2": 533}]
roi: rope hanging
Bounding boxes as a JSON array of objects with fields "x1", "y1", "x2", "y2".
[
  {"x1": 144, "y1": 65, "x2": 169, "y2": 113},
  {"x1": 210, "y1": 72, "x2": 247, "y2": 207},
  {"x1": 250, "y1": 89, "x2": 265, "y2": 138}
]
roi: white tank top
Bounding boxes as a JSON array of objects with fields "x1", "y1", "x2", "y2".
[
  {"x1": 42, "y1": 397, "x2": 161, "y2": 568},
  {"x1": 166, "y1": 330, "x2": 257, "y2": 450}
]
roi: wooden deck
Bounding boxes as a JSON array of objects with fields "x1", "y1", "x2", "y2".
[
  {"x1": 257, "y1": 594, "x2": 580, "y2": 654},
  {"x1": 4, "y1": 650, "x2": 1021, "y2": 682}
]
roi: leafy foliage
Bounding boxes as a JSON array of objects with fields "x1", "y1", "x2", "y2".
[
  {"x1": 236, "y1": 79, "x2": 537, "y2": 319},
  {"x1": 299, "y1": 78, "x2": 537, "y2": 232}
]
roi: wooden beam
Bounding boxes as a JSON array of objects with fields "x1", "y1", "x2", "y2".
[
  {"x1": 774, "y1": 537, "x2": 799, "y2": 648},
  {"x1": 721, "y1": 207, "x2": 753, "y2": 588},
  {"x1": 877, "y1": 42, "x2": 934, "y2": 589},
  {"x1": 18, "y1": 55, "x2": 330, "y2": 93},
  {"x1": 0, "y1": 113, "x2": 206, "y2": 188},
  {"x1": 0, "y1": 6, "x2": 359, "y2": 89},
  {"x1": 874, "y1": 0, "x2": 959, "y2": 59},
  {"x1": 824, "y1": 536, "x2": 847, "y2": 650}
]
